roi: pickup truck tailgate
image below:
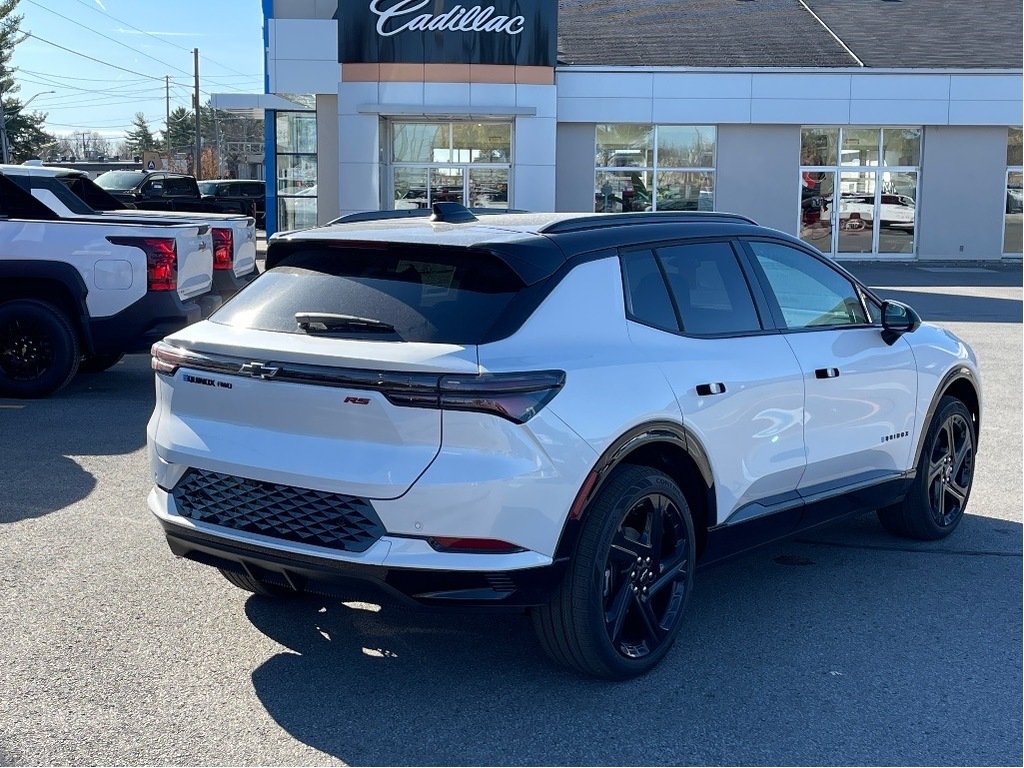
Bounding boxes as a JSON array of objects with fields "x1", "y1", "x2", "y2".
[{"x1": 176, "y1": 226, "x2": 214, "y2": 300}]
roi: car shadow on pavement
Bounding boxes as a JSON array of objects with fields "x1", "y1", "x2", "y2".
[
  {"x1": 0, "y1": 355, "x2": 151, "y2": 523},
  {"x1": 245, "y1": 512, "x2": 1022, "y2": 766},
  {"x1": 871, "y1": 288, "x2": 1022, "y2": 324}
]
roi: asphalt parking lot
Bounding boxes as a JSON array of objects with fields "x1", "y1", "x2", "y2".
[{"x1": 1, "y1": 262, "x2": 1021, "y2": 766}]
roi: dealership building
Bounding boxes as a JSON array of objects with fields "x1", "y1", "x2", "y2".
[{"x1": 232, "y1": 0, "x2": 1023, "y2": 260}]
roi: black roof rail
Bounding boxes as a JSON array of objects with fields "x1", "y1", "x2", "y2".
[
  {"x1": 327, "y1": 206, "x2": 530, "y2": 226},
  {"x1": 539, "y1": 211, "x2": 757, "y2": 234}
]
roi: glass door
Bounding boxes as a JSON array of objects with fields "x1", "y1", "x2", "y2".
[
  {"x1": 799, "y1": 127, "x2": 921, "y2": 258},
  {"x1": 388, "y1": 120, "x2": 512, "y2": 211}
]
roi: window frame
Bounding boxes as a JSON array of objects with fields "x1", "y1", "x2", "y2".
[
  {"x1": 595, "y1": 124, "x2": 717, "y2": 214},
  {"x1": 618, "y1": 236, "x2": 774, "y2": 339},
  {"x1": 1003, "y1": 127, "x2": 1023, "y2": 257},
  {"x1": 738, "y1": 237, "x2": 880, "y2": 333}
]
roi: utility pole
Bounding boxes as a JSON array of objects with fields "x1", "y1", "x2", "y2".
[
  {"x1": 165, "y1": 75, "x2": 170, "y2": 144},
  {"x1": 0, "y1": 88, "x2": 9, "y2": 164},
  {"x1": 193, "y1": 48, "x2": 201, "y2": 177}
]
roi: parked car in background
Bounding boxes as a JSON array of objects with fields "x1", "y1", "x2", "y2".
[
  {"x1": 147, "y1": 205, "x2": 980, "y2": 679},
  {"x1": 5, "y1": 165, "x2": 258, "y2": 302},
  {"x1": 199, "y1": 178, "x2": 266, "y2": 228},
  {"x1": 0, "y1": 170, "x2": 215, "y2": 397},
  {"x1": 96, "y1": 171, "x2": 257, "y2": 220}
]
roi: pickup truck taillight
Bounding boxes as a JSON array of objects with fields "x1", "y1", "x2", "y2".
[
  {"x1": 211, "y1": 228, "x2": 233, "y2": 271},
  {"x1": 109, "y1": 236, "x2": 177, "y2": 291}
]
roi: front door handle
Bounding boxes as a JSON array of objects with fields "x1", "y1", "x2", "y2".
[
  {"x1": 815, "y1": 367, "x2": 840, "y2": 379},
  {"x1": 696, "y1": 382, "x2": 727, "y2": 396}
]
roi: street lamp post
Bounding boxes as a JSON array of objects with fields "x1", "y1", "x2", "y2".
[{"x1": 0, "y1": 90, "x2": 56, "y2": 164}]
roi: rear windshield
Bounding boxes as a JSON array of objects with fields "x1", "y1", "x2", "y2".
[
  {"x1": 212, "y1": 246, "x2": 526, "y2": 344},
  {"x1": 95, "y1": 171, "x2": 146, "y2": 190},
  {"x1": 198, "y1": 182, "x2": 216, "y2": 195}
]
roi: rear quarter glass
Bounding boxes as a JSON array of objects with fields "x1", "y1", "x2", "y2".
[{"x1": 212, "y1": 245, "x2": 527, "y2": 345}]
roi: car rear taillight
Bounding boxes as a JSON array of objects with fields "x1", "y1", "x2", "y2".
[
  {"x1": 435, "y1": 371, "x2": 566, "y2": 424},
  {"x1": 150, "y1": 340, "x2": 188, "y2": 374},
  {"x1": 212, "y1": 228, "x2": 233, "y2": 271},
  {"x1": 109, "y1": 236, "x2": 177, "y2": 291},
  {"x1": 427, "y1": 537, "x2": 525, "y2": 554}
]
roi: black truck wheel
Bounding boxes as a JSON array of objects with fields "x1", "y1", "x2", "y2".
[{"x1": 0, "y1": 299, "x2": 80, "y2": 398}]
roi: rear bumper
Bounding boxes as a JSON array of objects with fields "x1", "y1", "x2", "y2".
[
  {"x1": 211, "y1": 266, "x2": 259, "y2": 303},
  {"x1": 88, "y1": 291, "x2": 205, "y2": 355},
  {"x1": 159, "y1": 517, "x2": 567, "y2": 608}
]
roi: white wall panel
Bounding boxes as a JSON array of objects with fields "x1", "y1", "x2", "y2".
[
  {"x1": 378, "y1": 82, "x2": 424, "y2": 106},
  {"x1": 424, "y1": 83, "x2": 472, "y2": 107},
  {"x1": 270, "y1": 19, "x2": 337, "y2": 61},
  {"x1": 948, "y1": 100, "x2": 1024, "y2": 125},
  {"x1": 513, "y1": 117, "x2": 556, "y2": 167},
  {"x1": 849, "y1": 75, "x2": 950, "y2": 100},
  {"x1": 338, "y1": 82, "x2": 378, "y2": 116},
  {"x1": 751, "y1": 74, "x2": 852, "y2": 100},
  {"x1": 337, "y1": 162, "x2": 381, "y2": 213},
  {"x1": 949, "y1": 74, "x2": 1023, "y2": 101},
  {"x1": 513, "y1": 164, "x2": 557, "y2": 212},
  {"x1": 652, "y1": 73, "x2": 752, "y2": 100},
  {"x1": 653, "y1": 98, "x2": 750, "y2": 124},
  {"x1": 557, "y1": 71, "x2": 653, "y2": 99},
  {"x1": 516, "y1": 85, "x2": 557, "y2": 118},
  {"x1": 271, "y1": 59, "x2": 338, "y2": 95},
  {"x1": 469, "y1": 83, "x2": 517, "y2": 107},
  {"x1": 849, "y1": 99, "x2": 950, "y2": 125},
  {"x1": 558, "y1": 97, "x2": 654, "y2": 123},
  {"x1": 750, "y1": 98, "x2": 851, "y2": 124}
]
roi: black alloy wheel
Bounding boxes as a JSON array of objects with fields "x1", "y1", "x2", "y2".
[
  {"x1": 532, "y1": 465, "x2": 696, "y2": 679},
  {"x1": 603, "y1": 492, "x2": 690, "y2": 660},
  {"x1": 878, "y1": 396, "x2": 976, "y2": 540},
  {"x1": 926, "y1": 411, "x2": 974, "y2": 528},
  {"x1": 0, "y1": 300, "x2": 80, "y2": 398}
]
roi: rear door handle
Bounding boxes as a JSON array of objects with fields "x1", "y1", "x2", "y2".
[
  {"x1": 815, "y1": 367, "x2": 840, "y2": 379},
  {"x1": 696, "y1": 382, "x2": 726, "y2": 396}
]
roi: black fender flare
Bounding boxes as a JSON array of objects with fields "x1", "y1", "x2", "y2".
[
  {"x1": 552, "y1": 420, "x2": 715, "y2": 562},
  {"x1": 0, "y1": 260, "x2": 93, "y2": 351},
  {"x1": 913, "y1": 365, "x2": 982, "y2": 466}
]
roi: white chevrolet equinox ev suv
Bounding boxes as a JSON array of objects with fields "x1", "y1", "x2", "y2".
[{"x1": 147, "y1": 207, "x2": 981, "y2": 679}]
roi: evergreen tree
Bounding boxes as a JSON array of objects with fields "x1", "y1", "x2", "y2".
[
  {"x1": 162, "y1": 106, "x2": 194, "y2": 152},
  {"x1": 0, "y1": 0, "x2": 56, "y2": 161},
  {"x1": 125, "y1": 112, "x2": 158, "y2": 154}
]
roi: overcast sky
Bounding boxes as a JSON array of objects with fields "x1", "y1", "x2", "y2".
[{"x1": 14, "y1": 0, "x2": 265, "y2": 138}]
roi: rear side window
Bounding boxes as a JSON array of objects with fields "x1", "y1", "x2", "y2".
[
  {"x1": 164, "y1": 177, "x2": 194, "y2": 196},
  {"x1": 213, "y1": 245, "x2": 526, "y2": 344},
  {"x1": 621, "y1": 250, "x2": 679, "y2": 332},
  {"x1": 655, "y1": 242, "x2": 761, "y2": 335}
]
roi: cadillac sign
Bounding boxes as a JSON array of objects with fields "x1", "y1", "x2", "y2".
[{"x1": 337, "y1": 0, "x2": 557, "y2": 66}]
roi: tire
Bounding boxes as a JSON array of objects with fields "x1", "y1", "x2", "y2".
[
  {"x1": 878, "y1": 396, "x2": 976, "y2": 540},
  {"x1": 532, "y1": 465, "x2": 696, "y2": 679},
  {"x1": 79, "y1": 352, "x2": 125, "y2": 374},
  {"x1": 0, "y1": 299, "x2": 80, "y2": 398},
  {"x1": 219, "y1": 568, "x2": 295, "y2": 598}
]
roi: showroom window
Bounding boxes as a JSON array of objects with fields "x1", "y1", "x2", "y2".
[
  {"x1": 799, "y1": 126, "x2": 921, "y2": 258},
  {"x1": 275, "y1": 111, "x2": 317, "y2": 230},
  {"x1": 388, "y1": 120, "x2": 512, "y2": 210},
  {"x1": 595, "y1": 125, "x2": 715, "y2": 213},
  {"x1": 1005, "y1": 127, "x2": 1022, "y2": 257}
]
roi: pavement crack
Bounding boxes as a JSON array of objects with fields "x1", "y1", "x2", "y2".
[{"x1": 793, "y1": 538, "x2": 1022, "y2": 558}]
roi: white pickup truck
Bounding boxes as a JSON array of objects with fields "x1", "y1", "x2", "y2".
[
  {"x1": 3, "y1": 165, "x2": 258, "y2": 301},
  {"x1": 0, "y1": 171, "x2": 216, "y2": 398}
]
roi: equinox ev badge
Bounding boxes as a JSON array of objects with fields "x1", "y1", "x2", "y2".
[{"x1": 239, "y1": 361, "x2": 280, "y2": 379}]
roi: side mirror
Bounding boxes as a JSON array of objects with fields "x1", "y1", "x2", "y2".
[{"x1": 881, "y1": 300, "x2": 921, "y2": 345}]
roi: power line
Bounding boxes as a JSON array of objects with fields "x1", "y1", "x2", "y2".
[
  {"x1": 22, "y1": 0, "x2": 194, "y2": 78},
  {"x1": 20, "y1": 30, "x2": 166, "y2": 82},
  {"x1": 19, "y1": 69, "x2": 153, "y2": 84},
  {"x1": 65, "y1": 0, "x2": 263, "y2": 81}
]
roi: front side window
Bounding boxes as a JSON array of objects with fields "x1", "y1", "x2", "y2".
[
  {"x1": 747, "y1": 241, "x2": 868, "y2": 329},
  {"x1": 595, "y1": 125, "x2": 715, "y2": 213}
]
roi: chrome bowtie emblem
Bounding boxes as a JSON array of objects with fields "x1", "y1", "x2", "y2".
[{"x1": 239, "y1": 361, "x2": 279, "y2": 379}]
